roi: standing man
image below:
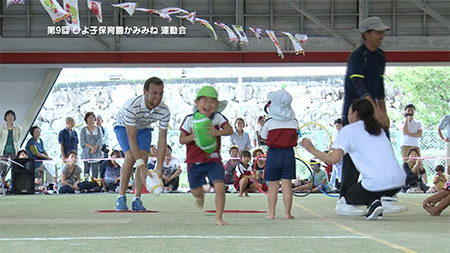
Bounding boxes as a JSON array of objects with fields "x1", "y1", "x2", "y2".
[
  {"x1": 437, "y1": 101, "x2": 450, "y2": 173},
  {"x1": 337, "y1": 17, "x2": 396, "y2": 215},
  {"x1": 113, "y1": 77, "x2": 170, "y2": 211},
  {"x1": 58, "y1": 117, "x2": 79, "y2": 160}
]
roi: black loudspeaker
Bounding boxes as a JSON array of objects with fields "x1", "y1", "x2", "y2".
[{"x1": 11, "y1": 158, "x2": 35, "y2": 194}]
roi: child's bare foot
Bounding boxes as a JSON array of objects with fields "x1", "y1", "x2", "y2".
[
  {"x1": 238, "y1": 194, "x2": 243, "y2": 197},
  {"x1": 215, "y1": 219, "x2": 228, "y2": 226},
  {"x1": 424, "y1": 205, "x2": 440, "y2": 216},
  {"x1": 285, "y1": 214, "x2": 295, "y2": 219},
  {"x1": 244, "y1": 193, "x2": 249, "y2": 197},
  {"x1": 195, "y1": 196, "x2": 204, "y2": 210},
  {"x1": 266, "y1": 214, "x2": 275, "y2": 220}
]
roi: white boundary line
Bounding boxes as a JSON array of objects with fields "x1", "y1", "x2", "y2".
[{"x1": 0, "y1": 235, "x2": 368, "y2": 241}]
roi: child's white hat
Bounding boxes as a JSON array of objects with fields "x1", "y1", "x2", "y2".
[{"x1": 267, "y1": 90, "x2": 295, "y2": 120}]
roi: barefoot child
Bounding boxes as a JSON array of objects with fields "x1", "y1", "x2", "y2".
[
  {"x1": 261, "y1": 90, "x2": 299, "y2": 219},
  {"x1": 423, "y1": 185, "x2": 450, "y2": 216},
  {"x1": 423, "y1": 166, "x2": 450, "y2": 216},
  {"x1": 234, "y1": 150, "x2": 258, "y2": 197},
  {"x1": 179, "y1": 86, "x2": 233, "y2": 225}
]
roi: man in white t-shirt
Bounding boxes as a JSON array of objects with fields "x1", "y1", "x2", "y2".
[
  {"x1": 113, "y1": 77, "x2": 171, "y2": 211},
  {"x1": 401, "y1": 104, "x2": 423, "y2": 162}
]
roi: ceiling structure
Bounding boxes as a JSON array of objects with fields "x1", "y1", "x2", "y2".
[
  {"x1": 0, "y1": 0, "x2": 449, "y2": 64},
  {"x1": 0, "y1": 0, "x2": 449, "y2": 141}
]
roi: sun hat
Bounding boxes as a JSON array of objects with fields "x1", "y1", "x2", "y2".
[
  {"x1": 267, "y1": 90, "x2": 295, "y2": 121},
  {"x1": 359, "y1": 17, "x2": 390, "y2": 33},
  {"x1": 196, "y1": 86, "x2": 218, "y2": 99},
  {"x1": 194, "y1": 86, "x2": 228, "y2": 113}
]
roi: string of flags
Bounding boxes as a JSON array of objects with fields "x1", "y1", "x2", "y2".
[{"x1": 6, "y1": 0, "x2": 308, "y2": 58}]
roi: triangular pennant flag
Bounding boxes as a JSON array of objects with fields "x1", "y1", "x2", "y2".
[
  {"x1": 232, "y1": 25, "x2": 249, "y2": 45},
  {"x1": 6, "y1": 0, "x2": 25, "y2": 8},
  {"x1": 39, "y1": 0, "x2": 71, "y2": 23},
  {"x1": 266, "y1": 30, "x2": 284, "y2": 59},
  {"x1": 136, "y1": 7, "x2": 159, "y2": 14},
  {"x1": 214, "y1": 22, "x2": 238, "y2": 43},
  {"x1": 295, "y1": 34, "x2": 308, "y2": 43},
  {"x1": 87, "y1": 0, "x2": 102, "y2": 23},
  {"x1": 158, "y1": 7, "x2": 189, "y2": 22},
  {"x1": 282, "y1": 31, "x2": 305, "y2": 55},
  {"x1": 248, "y1": 27, "x2": 263, "y2": 41},
  {"x1": 64, "y1": 0, "x2": 80, "y2": 33},
  {"x1": 176, "y1": 11, "x2": 197, "y2": 24},
  {"x1": 194, "y1": 18, "x2": 217, "y2": 40},
  {"x1": 112, "y1": 2, "x2": 138, "y2": 16}
]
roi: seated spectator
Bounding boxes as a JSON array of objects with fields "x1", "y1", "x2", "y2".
[
  {"x1": 423, "y1": 181, "x2": 450, "y2": 216},
  {"x1": 100, "y1": 150, "x2": 122, "y2": 193},
  {"x1": 403, "y1": 148, "x2": 429, "y2": 193},
  {"x1": 426, "y1": 165, "x2": 447, "y2": 194},
  {"x1": 25, "y1": 126, "x2": 54, "y2": 184},
  {"x1": 161, "y1": 145, "x2": 182, "y2": 192},
  {"x1": 252, "y1": 148, "x2": 268, "y2": 191},
  {"x1": 16, "y1": 149, "x2": 48, "y2": 194},
  {"x1": 224, "y1": 145, "x2": 240, "y2": 185},
  {"x1": 234, "y1": 150, "x2": 258, "y2": 197},
  {"x1": 293, "y1": 162, "x2": 330, "y2": 193},
  {"x1": 147, "y1": 145, "x2": 158, "y2": 170},
  {"x1": 58, "y1": 151, "x2": 99, "y2": 194}
]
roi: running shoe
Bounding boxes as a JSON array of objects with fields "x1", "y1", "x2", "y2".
[
  {"x1": 115, "y1": 196, "x2": 128, "y2": 211},
  {"x1": 131, "y1": 198, "x2": 147, "y2": 212}
]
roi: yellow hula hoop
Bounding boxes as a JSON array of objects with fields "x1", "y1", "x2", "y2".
[{"x1": 296, "y1": 122, "x2": 333, "y2": 165}]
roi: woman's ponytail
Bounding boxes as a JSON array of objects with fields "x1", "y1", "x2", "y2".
[{"x1": 351, "y1": 99, "x2": 382, "y2": 136}]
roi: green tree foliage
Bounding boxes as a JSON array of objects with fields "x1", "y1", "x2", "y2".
[{"x1": 386, "y1": 66, "x2": 450, "y2": 129}]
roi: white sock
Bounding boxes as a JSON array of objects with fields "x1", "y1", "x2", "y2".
[
  {"x1": 133, "y1": 196, "x2": 140, "y2": 201},
  {"x1": 117, "y1": 195, "x2": 125, "y2": 199}
]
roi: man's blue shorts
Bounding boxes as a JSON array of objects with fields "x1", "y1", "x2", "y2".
[
  {"x1": 114, "y1": 125, "x2": 152, "y2": 153},
  {"x1": 187, "y1": 162, "x2": 225, "y2": 189},
  {"x1": 264, "y1": 147, "x2": 296, "y2": 181}
]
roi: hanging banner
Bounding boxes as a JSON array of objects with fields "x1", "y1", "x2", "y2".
[
  {"x1": 232, "y1": 25, "x2": 249, "y2": 45},
  {"x1": 158, "y1": 7, "x2": 189, "y2": 22},
  {"x1": 6, "y1": 0, "x2": 25, "y2": 8},
  {"x1": 87, "y1": 0, "x2": 103, "y2": 23},
  {"x1": 214, "y1": 22, "x2": 238, "y2": 43},
  {"x1": 39, "y1": 0, "x2": 71, "y2": 23},
  {"x1": 136, "y1": 7, "x2": 188, "y2": 22},
  {"x1": 295, "y1": 33, "x2": 308, "y2": 43},
  {"x1": 195, "y1": 18, "x2": 218, "y2": 40},
  {"x1": 112, "y1": 2, "x2": 138, "y2": 16},
  {"x1": 266, "y1": 30, "x2": 284, "y2": 59},
  {"x1": 176, "y1": 11, "x2": 197, "y2": 24},
  {"x1": 282, "y1": 31, "x2": 305, "y2": 55},
  {"x1": 248, "y1": 27, "x2": 263, "y2": 41},
  {"x1": 63, "y1": 0, "x2": 80, "y2": 32}
]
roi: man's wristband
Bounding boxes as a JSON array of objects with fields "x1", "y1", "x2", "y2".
[{"x1": 136, "y1": 159, "x2": 145, "y2": 168}]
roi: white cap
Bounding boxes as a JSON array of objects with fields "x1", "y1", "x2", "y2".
[{"x1": 359, "y1": 17, "x2": 390, "y2": 33}]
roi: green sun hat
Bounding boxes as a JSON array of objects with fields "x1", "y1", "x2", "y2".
[{"x1": 196, "y1": 86, "x2": 218, "y2": 99}]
